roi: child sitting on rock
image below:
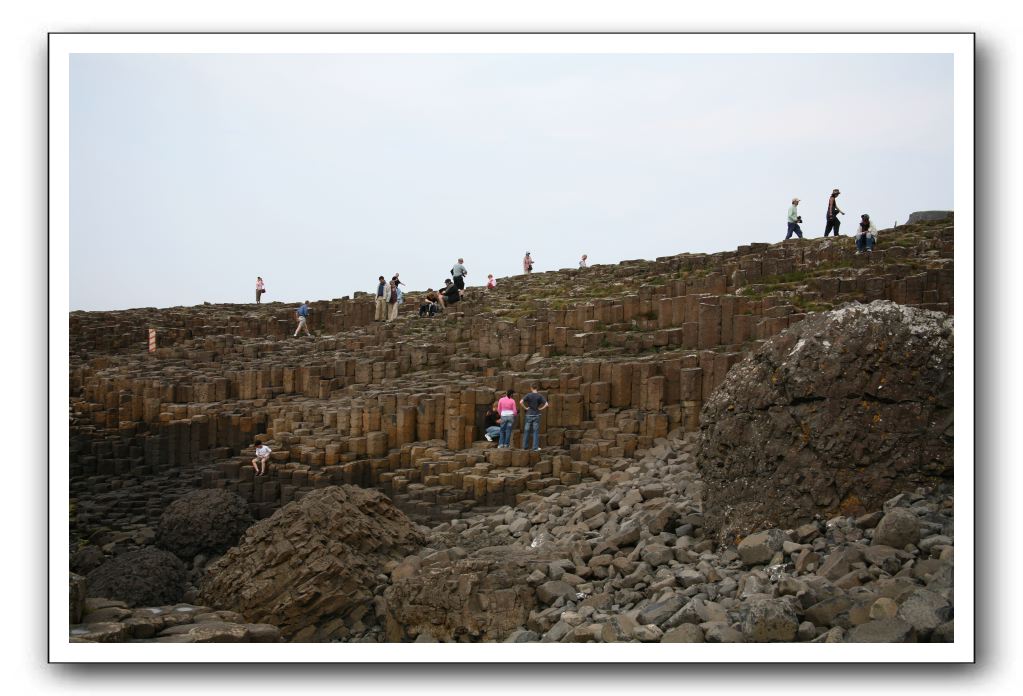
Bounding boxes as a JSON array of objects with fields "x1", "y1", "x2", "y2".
[{"x1": 252, "y1": 439, "x2": 272, "y2": 477}]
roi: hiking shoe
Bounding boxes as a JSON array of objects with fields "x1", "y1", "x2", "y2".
[{"x1": 484, "y1": 434, "x2": 493, "y2": 442}]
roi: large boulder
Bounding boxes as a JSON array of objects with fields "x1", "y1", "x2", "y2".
[
  {"x1": 198, "y1": 485, "x2": 423, "y2": 642},
  {"x1": 156, "y1": 489, "x2": 254, "y2": 560},
  {"x1": 699, "y1": 301, "x2": 953, "y2": 541},
  {"x1": 384, "y1": 545, "x2": 555, "y2": 642},
  {"x1": 85, "y1": 547, "x2": 187, "y2": 607}
]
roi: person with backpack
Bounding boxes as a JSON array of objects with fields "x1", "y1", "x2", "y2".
[
  {"x1": 451, "y1": 258, "x2": 468, "y2": 291},
  {"x1": 294, "y1": 300, "x2": 312, "y2": 337},
  {"x1": 824, "y1": 188, "x2": 844, "y2": 237}
]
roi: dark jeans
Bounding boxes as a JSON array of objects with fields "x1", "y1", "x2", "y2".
[
  {"x1": 824, "y1": 215, "x2": 841, "y2": 237},
  {"x1": 785, "y1": 222, "x2": 803, "y2": 239},
  {"x1": 454, "y1": 275, "x2": 465, "y2": 290},
  {"x1": 856, "y1": 234, "x2": 875, "y2": 252},
  {"x1": 522, "y1": 413, "x2": 542, "y2": 450},
  {"x1": 419, "y1": 302, "x2": 437, "y2": 317}
]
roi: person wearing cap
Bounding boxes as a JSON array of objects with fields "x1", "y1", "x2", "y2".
[
  {"x1": 855, "y1": 213, "x2": 878, "y2": 253},
  {"x1": 785, "y1": 198, "x2": 803, "y2": 239},
  {"x1": 523, "y1": 252, "x2": 534, "y2": 274},
  {"x1": 824, "y1": 188, "x2": 844, "y2": 237}
]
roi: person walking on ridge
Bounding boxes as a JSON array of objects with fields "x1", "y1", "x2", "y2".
[
  {"x1": 520, "y1": 384, "x2": 549, "y2": 451},
  {"x1": 824, "y1": 188, "x2": 844, "y2": 237},
  {"x1": 255, "y1": 276, "x2": 266, "y2": 303},
  {"x1": 523, "y1": 252, "x2": 534, "y2": 274},
  {"x1": 375, "y1": 275, "x2": 389, "y2": 321},
  {"x1": 451, "y1": 258, "x2": 468, "y2": 292},
  {"x1": 786, "y1": 198, "x2": 803, "y2": 239},
  {"x1": 496, "y1": 389, "x2": 518, "y2": 448},
  {"x1": 294, "y1": 300, "x2": 312, "y2": 337}
]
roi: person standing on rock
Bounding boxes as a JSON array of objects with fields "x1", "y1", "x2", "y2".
[
  {"x1": 294, "y1": 300, "x2": 312, "y2": 337},
  {"x1": 855, "y1": 213, "x2": 878, "y2": 253},
  {"x1": 483, "y1": 401, "x2": 502, "y2": 442},
  {"x1": 824, "y1": 188, "x2": 844, "y2": 237},
  {"x1": 520, "y1": 384, "x2": 549, "y2": 451},
  {"x1": 375, "y1": 275, "x2": 389, "y2": 321},
  {"x1": 255, "y1": 276, "x2": 266, "y2": 303},
  {"x1": 487, "y1": 274, "x2": 496, "y2": 290},
  {"x1": 451, "y1": 258, "x2": 468, "y2": 292},
  {"x1": 251, "y1": 439, "x2": 272, "y2": 476},
  {"x1": 579, "y1": 254, "x2": 588, "y2": 268},
  {"x1": 386, "y1": 280, "x2": 401, "y2": 322},
  {"x1": 785, "y1": 198, "x2": 803, "y2": 239},
  {"x1": 496, "y1": 389, "x2": 518, "y2": 448},
  {"x1": 523, "y1": 252, "x2": 534, "y2": 274}
]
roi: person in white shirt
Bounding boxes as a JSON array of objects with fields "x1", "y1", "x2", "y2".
[
  {"x1": 579, "y1": 254, "x2": 588, "y2": 268},
  {"x1": 251, "y1": 439, "x2": 272, "y2": 476},
  {"x1": 855, "y1": 213, "x2": 878, "y2": 253}
]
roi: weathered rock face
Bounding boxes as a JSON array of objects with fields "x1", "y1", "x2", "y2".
[
  {"x1": 156, "y1": 489, "x2": 254, "y2": 561},
  {"x1": 198, "y1": 485, "x2": 424, "y2": 641},
  {"x1": 384, "y1": 545, "x2": 559, "y2": 642},
  {"x1": 699, "y1": 301, "x2": 953, "y2": 541},
  {"x1": 85, "y1": 547, "x2": 187, "y2": 607}
]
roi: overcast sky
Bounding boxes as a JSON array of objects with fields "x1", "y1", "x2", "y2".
[{"x1": 69, "y1": 52, "x2": 953, "y2": 311}]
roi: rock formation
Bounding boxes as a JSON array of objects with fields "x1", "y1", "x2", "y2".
[
  {"x1": 85, "y1": 546, "x2": 187, "y2": 607},
  {"x1": 156, "y1": 488, "x2": 254, "y2": 560},
  {"x1": 198, "y1": 485, "x2": 424, "y2": 641},
  {"x1": 698, "y1": 300, "x2": 953, "y2": 541}
]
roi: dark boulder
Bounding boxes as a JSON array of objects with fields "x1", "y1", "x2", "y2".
[
  {"x1": 86, "y1": 547, "x2": 187, "y2": 607},
  {"x1": 699, "y1": 301, "x2": 953, "y2": 541},
  {"x1": 156, "y1": 489, "x2": 254, "y2": 561}
]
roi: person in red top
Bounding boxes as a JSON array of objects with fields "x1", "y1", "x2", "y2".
[
  {"x1": 487, "y1": 274, "x2": 496, "y2": 290},
  {"x1": 496, "y1": 389, "x2": 518, "y2": 448}
]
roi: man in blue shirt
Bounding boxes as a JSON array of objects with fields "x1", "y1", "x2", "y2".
[
  {"x1": 294, "y1": 301, "x2": 312, "y2": 337},
  {"x1": 519, "y1": 384, "x2": 549, "y2": 451},
  {"x1": 375, "y1": 276, "x2": 388, "y2": 321}
]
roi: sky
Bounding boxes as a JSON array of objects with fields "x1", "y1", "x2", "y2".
[{"x1": 69, "y1": 52, "x2": 954, "y2": 311}]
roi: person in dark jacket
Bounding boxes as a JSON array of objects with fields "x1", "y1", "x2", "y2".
[{"x1": 824, "y1": 188, "x2": 844, "y2": 237}]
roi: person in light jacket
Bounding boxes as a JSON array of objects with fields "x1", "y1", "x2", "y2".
[{"x1": 855, "y1": 213, "x2": 878, "y2": 253}]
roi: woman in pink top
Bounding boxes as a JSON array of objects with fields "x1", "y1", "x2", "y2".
[
  {"x1": 496, "y1": 389, "x2": 518, "y2": 448},
  {"x1": 487, "y1": 274, "x2": 496, "y2": 289},
  {"x1": 255, "y1": 276, "x2": 265, "y2": 303},
  {"x1": 523, "y1": 252, "x2": 533, "y2": 274}
]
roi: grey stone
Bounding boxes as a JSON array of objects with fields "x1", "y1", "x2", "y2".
[
  {"x1": 661, "y1": 624, "x2": 705, "y2": 643},
  {"x1": 896, "y1": 589, "x2": 951, "y2": 639},
  {"x1": 872, "y1": 509, "x2": 921, "y2": 549},
  {"x1": 845, "y1": 618, "x2": 914, "y2": 643},
  {"x1": 741, "y1": 598, "x2": 799, "y2": 642},
  {"x1": 737, "y1": 529, "x2": 787, "y2": 566},
  {"x1": 536, "y1": 580, "x2": 576, "y2": 605}
]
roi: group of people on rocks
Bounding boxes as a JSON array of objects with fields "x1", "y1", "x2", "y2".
[
  {"x1": 482, "y1": 385, "x2": 550, "y2": 450},
  {"x1": 785, "y1": 188, "x2": 878, "y2": 253}
]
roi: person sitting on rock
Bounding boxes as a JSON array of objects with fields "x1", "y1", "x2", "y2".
[
  {"x1": 441, "y1": 278, "x2": 461, "y2": 308},
  {"x1": 419, "y1": 289, "x2": 441, "y2": 317},
  {"x1": 483, "y1": 401, "x2": 501, "y2": 442},
  {"x1": 855, "y1": 213, "x2": 878, "y2": 253},
  {"x1": 251, "y1": 439, "x2": 272, "y2": 476}
]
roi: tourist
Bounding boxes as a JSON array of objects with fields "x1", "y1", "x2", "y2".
[
  {"x1": 294, "y1": 300, "x2": 311, "y2": 337},
  {"x1": 375, "y1": 275, "x2": 389, "y2": 321},
  {"x1": 419, "y1": 288, "x2": 441, "y2": 317},
  {"x1": 519, "y1": 384, "x2": 549, "y2": 451},
  {"x1": 496, "y1": 390, "x2": 518, "y2": 448},
  {"x1": 251, "y1": 439, "x2": 272, "y2": 476},
  {"x1": 579, "y1": 254, "x2": 588, "y2": 268},
  {"x1": 386, "y1": 279, "x2": 401, "y2": 321},
  {"x1": 523, "y1": 252, "x2": 534, "y2": 274},
  {"x1": 786, "y1": 198, "x2": 803, "y2": 239},
  {"x1": 855, "y1": 213, "x2": 878, "y2": 253},
  {"x1": 451, "y1": 258, "x2": 468, "y2": 292},
  {"x1": 441, "y1": 278, "x2": 461, "y2": 308},
  {"x1": 392, "y1": 273, "x2": 405, "y2": 288},
  {"x1": 255, "y1": 276, "x2": 266, "y2": 303},
  {"x1": 824, "y1": 188, "x2": 844, "y2": 237},
  {"x1": 483, "y1": 401, "x2": 502, "y2": 442},
  {"x1": 487, "y1": 274, "x2": 496, "y2": 290}
]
